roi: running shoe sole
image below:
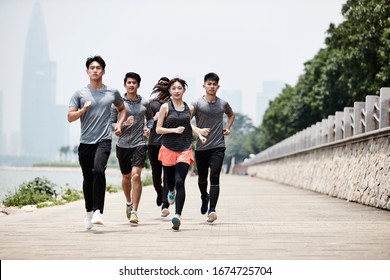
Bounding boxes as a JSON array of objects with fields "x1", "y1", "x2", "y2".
[
  {"x1": 207, "y1": 212, "x2": 217, "y2": 223},
  {"x1": 130, "y1": 214, "x2": 138, "y2": 224},
  {"x1": 172, "y1": 216, "x2": 181, "y2": 230},
  {"x1": 161, "y1": 208, "x2": 170, "y2": 217}
]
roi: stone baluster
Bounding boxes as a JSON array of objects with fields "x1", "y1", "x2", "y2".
[
  {"x1": 327, "y1": 115, "x2": 335, "y2": 142},
  {"x1": 379, "y1": 87, "x2": 390, "y2": 128},
  {"x1": 343, "y1": 107, "x2": 354, "y2": 138},
  {"x1": 335, "y1": 111, "x2": 343, "y2": 140},
  {"x1": 353, "y1": 102, "x2": 366, "y2": 135},
  {"x1": 321, "y1": 119, "x2": 327, "y2": 144},
  {"x1": 365, "y1": 95, "x2": 380, "y2": 132}
]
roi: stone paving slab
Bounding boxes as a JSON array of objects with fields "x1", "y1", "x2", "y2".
[{"x1": 0, "y1": 174, "x2": 389, "y2": 260}]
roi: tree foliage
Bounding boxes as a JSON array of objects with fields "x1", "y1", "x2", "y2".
[
  {"x1": 224, "y1": 113, "x2": 257, "y2": 164},
  {"x1": 208, "y1": 0, "x2": 389, "y2": 163},
  {"x1": 256, "y1": 0, "x2": 390, "y2": 151}
]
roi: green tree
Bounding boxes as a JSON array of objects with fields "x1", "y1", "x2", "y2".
[
  {"x1": 256, "y1": 0, "x2": 390, "y2": 151},
  {"x1": 224, "y1": 113, "x2": 256, "y2": 164}
]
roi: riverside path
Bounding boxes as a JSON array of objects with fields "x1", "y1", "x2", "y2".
[{"x1": 0, "y1": 174, "x2": 389, "y2": 260}]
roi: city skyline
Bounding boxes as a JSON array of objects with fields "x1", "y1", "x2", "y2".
[
  {"x1": 0, "y1": 0, "x2": 346, "y2": 156},
  {"x1": 3, "y1": 2, "x2": 69, "y2": 162}
]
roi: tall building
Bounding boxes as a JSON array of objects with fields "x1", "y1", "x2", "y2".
[
  {"x1": 220, "y1": 89, "x2": 243, "y2": 113},
  {"x1": 255, "y1": 80, "x2": 285, "y2": 126},
  {"x1": 20, "y1": 2, "x2": 68, "y2": 162},
  {"x1": 0, "y1": 91, "x2": 5, "y2": 156},
  {"x1": 182, "y1": 76, "x2": 197, "y2": 104}
]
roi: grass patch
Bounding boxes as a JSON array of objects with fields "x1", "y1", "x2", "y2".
[{"x1": 2, "y1": 175, "x2": 153, "y2": 208}]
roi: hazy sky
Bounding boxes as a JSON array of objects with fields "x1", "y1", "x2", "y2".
[{"x1": 0, "y1": 0, "x2": 346, "y2": 144}]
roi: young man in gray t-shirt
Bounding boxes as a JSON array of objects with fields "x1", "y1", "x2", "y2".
[
  {"x1": 68, "y1": 56, "x2": 126, "y2": 230},
  {"x1": 111, "y1": 72, "x2": 154, "y2": 225},
  {"x1": 191, "y1": 72, "x2": 235, "y2": 223}
]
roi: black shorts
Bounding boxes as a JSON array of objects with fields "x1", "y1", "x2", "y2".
[{"x1": 116, "y1": 145, "x2": 147, "y2": 174}]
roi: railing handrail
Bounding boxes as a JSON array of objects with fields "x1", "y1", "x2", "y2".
[{"x1": 242, "y1": 87, "x2": 390, "y2": 165}]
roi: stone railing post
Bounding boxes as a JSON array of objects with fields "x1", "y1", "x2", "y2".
[
  {"x1": 343, "y1": 107, "x2": 354, "y2": 138},
  {"x1": 315, "y1": 121, "x2": 322, "y2": 146},
  {"x1": 335, "y1": 111, "x2": 343, "y2": 140},
  {"x1": 310, "y1": 124, "x2": 316, "y2": 147},
  {"x1": 321, "y1": 119, "x2": 328, "y2": 143},
  {"x1": 365, "y1": 95, "x2": 380, "y2": 132},
  {"x1": 379, "y1": 87, "x2": 390, "y2": 128},
  {"x1": 353, "y1": 102, "x2": 366, "y2": 135},
  {"x1": 328, "y1": 115, "x2": 335, "y2": 142}
]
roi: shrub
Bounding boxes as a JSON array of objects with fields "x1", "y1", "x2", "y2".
[
  {"x1": 3, "y1": 177, "x2": 58, "y2": 207},
  {"x1": 60, "y1": 186, "x2": 83, "y2": 202},
  {"x1": 106, "y1": 184, "x2": 120, "y2": 193},
  {"x1": 142, "y1": 174, "x2": 153, "y2": 186}
]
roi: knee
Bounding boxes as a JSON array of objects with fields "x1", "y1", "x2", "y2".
[
  {"x1": 175, "y1": 177, "x2": 185, "y2": 189},
  {"x1": 210, "y1": 173, "x2": 220, "y2": 185},
  {"x1": 122, "y1": 173, "x2": 131, "y2": 182},
  {"x1": 93, "y1": 167, "x2": 105, "y2": 176},
  {"x1": 132, "y1": 172, "x2": 141, "y2": 182}
]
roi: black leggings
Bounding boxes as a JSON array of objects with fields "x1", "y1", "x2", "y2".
[
  {"x1": 78, "y1": 140, "x2": 111, "y2": 213},
  {"x1": 195, "y1": 147, "x2": 225, "y2": 212},
  {"x1": 148, "y1": 145, "x2": 168, "y2": 206},
  {"x1": 163, "y1": 162, "x2": 190, "y2": 215}
]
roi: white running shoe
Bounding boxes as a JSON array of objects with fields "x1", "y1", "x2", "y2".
[
  {"x1": 129, "y1": 211, "x2": 139, "y2": 224},
  {"x1": 91, "y1": 209, "x2": 104, "y2": 225},
  {"x1": 207, "y1": 212, "x2": 217, "y2": 223},
  {"x1": 167, "y1": 190, "x2": 176, "y2": 205},
  {"x1": 126, "y1": 203, "x2": 133, "y2": 220},
  {"x1": 84, "y1": 211, "x2": 93, "y2": 230},
  {"x1": 161, "y1": 208, "x2": 170, "y2": 217}
]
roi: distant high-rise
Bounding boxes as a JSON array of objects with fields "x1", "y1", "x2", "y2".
[
  {"x1": 0, "y1": 91, "x2": 5, "y2": 155},
  {"x1": 255, "y1": 81, "x2": 285, "y2": 126},
  {"x1": 20, "y1": 2, "x2": 68, "y2": 161},
  {"x1": 220, "y1": 89, "x2": 243, "y2": 113},
  {"x1": 182, "y1": 76, "x2": 197, "y2": 104}
]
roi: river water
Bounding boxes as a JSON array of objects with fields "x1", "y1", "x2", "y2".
[{"x1": 0, "y1": 166, "x2": 124, "y2": 202}]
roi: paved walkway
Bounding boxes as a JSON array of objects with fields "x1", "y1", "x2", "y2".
[{"x1": 0, "y1": 174, "x2": 389, "y2": 260}]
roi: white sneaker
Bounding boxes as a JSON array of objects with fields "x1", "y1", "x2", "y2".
[
  {"x1": 167, "y1": 190, "x2": 176, "y2": 205},
  {"x1": 126, "y1": 203, "x2": 133, "y2": 220},
  {"x1": 207, "y1": 212, "x2": 217, "y2": 223},
  {"x1": 84, "y1": 211, "x2": 93, "y2": 230},
  {"x1": 129, "y1": 211, "x2": 138, "y2": 224},
  {"x1": 161, "y1": 208, "x2": 170, "y2": 217},
  {"x1": 91, "y1": 209, "x2": 104, "y2": 225}
]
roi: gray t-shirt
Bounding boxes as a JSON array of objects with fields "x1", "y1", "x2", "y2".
[
  {"x1": 111, "y1": 94, "x2": 153, "y2": 149},
  {"x1": 191, "y1": 96, "x2": 233, "y2": 151},
  {"x1": 69, "y1": 85, "x2": 123, "y2": 144}
]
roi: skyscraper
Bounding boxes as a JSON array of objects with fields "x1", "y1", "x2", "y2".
[
  {"x1": 255, "y1": 80, "x2": 285, "y2": 126},
  {"x1": 220, "y1": 89, "x2": 243, "y2": 113},
  {"x1": 20, "y1": 2, "x2": 68, "y2": 162},
  {"x1": 0, "y1": 91, "x2": 5, "y2": 156}
]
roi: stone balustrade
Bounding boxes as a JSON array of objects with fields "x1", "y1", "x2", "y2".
[{"x1": 236, "y1": 87, "x2": 390, "y2": 210}]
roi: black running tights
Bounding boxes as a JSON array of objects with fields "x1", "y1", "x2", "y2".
[{"x1": 163, "y1": 162, "x2": 189, "y2": 215}]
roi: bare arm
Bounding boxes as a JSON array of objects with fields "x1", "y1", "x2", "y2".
[
  {"x1": 67, "y1": 101, "x2": 91, "y2": 123},
  {"x1": 223, "y1": 112, "x2": 235, "y2": 136},
  {"x1": 190, "y1": 105, "x2": 207, "y2": 143},
  {"x1": 191, "y1": 124, "x2": 207, "y2": 144},
  {"x1": 114, "y1": 104, "x2": 126, "y2": 136}
]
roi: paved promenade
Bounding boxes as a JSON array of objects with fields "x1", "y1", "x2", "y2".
[{"x1": 0, "y1": 174, "x2": 389, "y2": 260}]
